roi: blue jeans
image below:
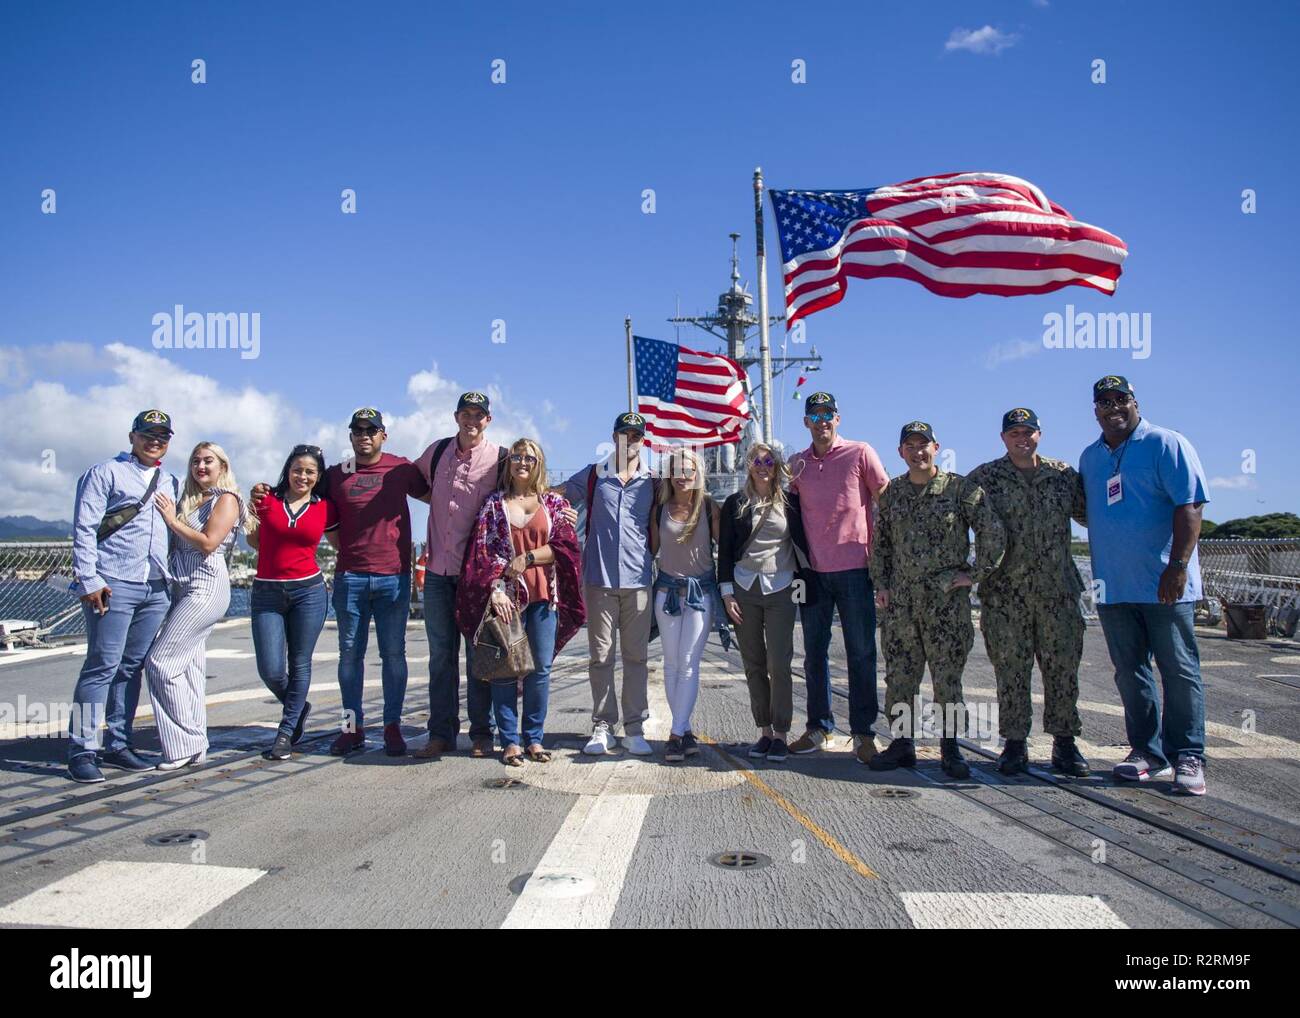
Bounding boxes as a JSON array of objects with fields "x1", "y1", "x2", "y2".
[
  {"x1": 251, "y1": 577, "x2": 328, "y2": 739},
  {"x1": 799, "y1": 567, "x2": 879, "y2": 736},
  {"x1": 424, "y1": 573, "x2": 494, "y2": 743},
  {"x1": 69, "y1": 576, "x2": 171, "y2": 758},
  {"x1": 1097, "y1": 602, "x2": 1205, "y2": 763},
  {"x1": 333, "y1": 571, "x2": 411, "y2": 728},
  {"x1": 491, "y1": 602, "x2": 557, "y2": 748}
]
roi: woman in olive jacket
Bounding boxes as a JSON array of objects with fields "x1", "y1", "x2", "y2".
[{"x1": 718, "y1": 443, "x2": 812, "y2": 763}]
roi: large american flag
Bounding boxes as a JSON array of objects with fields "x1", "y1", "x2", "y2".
[
  {"x1": 771, "y1": 171, "x2": 1129, "y2": 326},
  {"x1": 634, "y1": 335, "x2": 749, "y2": 448}
]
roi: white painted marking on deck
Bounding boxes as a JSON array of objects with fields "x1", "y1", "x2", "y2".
[
  {"x1": 0, "y1": 860, "x2": 266, "y2": 929},
  {"x1": 899, "y1": 892, "x2": 1128, "y2": 929},
  {"x1": 501, "y1": 793, "x2": 652, "y2": 929},
  {"x1": 500, "y1": 668, "x2": 679, "y2": 928}
]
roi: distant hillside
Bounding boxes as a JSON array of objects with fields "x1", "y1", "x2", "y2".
[
  {"x1": 1202, "y1": 513, "x2": 1300, "y2": 540},
  {"x1": 0, "y1": 516, "x2": 74, "y2": 540}
]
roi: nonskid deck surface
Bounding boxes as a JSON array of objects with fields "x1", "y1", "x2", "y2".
[{"x1": 0, "y1": 620, "x2": 1296, "y2": 929}]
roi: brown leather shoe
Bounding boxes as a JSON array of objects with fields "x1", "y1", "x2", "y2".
[
  {"x1": 853, "y1": 734, "x2": 879, "y2": 765},
  {"x1": 413, "y1": 736, "x2": 450, "y2": 759},
  {"x1": 469, "y1": 738, "x2": 494, "y2": 759}
]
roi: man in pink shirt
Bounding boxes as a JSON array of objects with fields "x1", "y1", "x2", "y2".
[
  {"x1": 786, "y1": 391, "x2": 890, "y2": 763},
  {"x1": 413, "y1": 391, "x2": 508, "y2": 759}
]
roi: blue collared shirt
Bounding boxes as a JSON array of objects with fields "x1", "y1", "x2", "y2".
[
  {"x1": 1079, "y1": 418, "x2": 1209, "y2": 604},
  {"x1": 564, "y1": 459, "x2": 654, "y2": 589},
  {"x1": 72, "y1": 452, "x2": 179, "y2": 595}
]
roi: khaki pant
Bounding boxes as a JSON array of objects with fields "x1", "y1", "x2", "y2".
[
  {"x1": 733, "y1": 581, "x2": 796, "y2": 734},
  {"x1": 584, "y1": 585, "x2": 652, "y2": 736}
]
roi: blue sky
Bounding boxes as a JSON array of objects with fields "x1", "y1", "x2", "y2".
[{"x1": 1, "y1": 0, "x2": 1296, "y2": 526}]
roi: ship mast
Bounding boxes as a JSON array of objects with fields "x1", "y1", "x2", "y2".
[{"x1": 668, "y1": 234, "x2": 823, "y2": 494}]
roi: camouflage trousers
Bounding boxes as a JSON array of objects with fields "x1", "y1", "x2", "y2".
[
  {"x1": 881, "y1": 587, "x2": 974, "y2": 738},
  {"x1": 979, "y1": 591, "x2": 1084, "y2": 740}
]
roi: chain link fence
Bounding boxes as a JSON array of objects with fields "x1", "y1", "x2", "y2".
[{"x1": 0, "y1": 542, "x2": 84, "y2": 648}]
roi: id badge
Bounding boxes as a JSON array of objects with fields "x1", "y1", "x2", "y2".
[{"x1": 1106, "y1": 473, "x2": 1123, "y2": 506}]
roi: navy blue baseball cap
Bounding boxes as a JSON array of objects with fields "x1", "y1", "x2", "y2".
[
  {"x1": 1001, "y1": 407, "x2": 1041, "y2": 432},
  {"x1": 804, "y1": 391, "x2": 837, "y2": 415},
  {"x1": 899, "y1": 420, "x2": 936, "y2": 444},
  {"x1": 131, "y1": 409, "x2": 173, "y2": 435},
  {"x1": 456, "y1": 391, "x2": 491, "y2": 414},
  {"x1": 1093, "y1": 375, "x2": 1134, "y2": 399},
  {"x1": 614, "y1": 411, "x2": 647, "y2": 434}
]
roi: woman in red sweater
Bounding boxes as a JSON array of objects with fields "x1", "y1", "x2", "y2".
[{"x1": 248, "y1": 445, "x2": 337, "y2": 760}]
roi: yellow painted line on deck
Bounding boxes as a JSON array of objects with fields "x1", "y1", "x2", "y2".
[{"x1": 695, "y1": 733, "x2": 879, "y2": 881}]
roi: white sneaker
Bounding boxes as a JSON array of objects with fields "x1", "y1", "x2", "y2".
[
  {"x1": 621, "y1": 734, "x2": 653, "y2": 756},
  {"x1": 583, "y1": 728, "x2": 614, "y2": 755}
]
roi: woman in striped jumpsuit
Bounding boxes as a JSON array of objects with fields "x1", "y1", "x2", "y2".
[{"x1": 144, "y1": 442, "x2": 249, "y2": 768}]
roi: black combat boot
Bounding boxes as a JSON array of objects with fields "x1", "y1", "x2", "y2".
[
  {"x1": 868, "y1": 737, "x2": 917, "y2": 771},
  {"x1": 939, "y1": 738, "x2": 970, "y2": 779},
  {"x1": 1051, "y1": 735, "x2": 1090, "y2": 776},
  {"x1": 998, "y1": 738, "x2": 1029, "y2": 775}
]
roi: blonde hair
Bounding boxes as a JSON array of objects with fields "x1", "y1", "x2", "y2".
[
  {"x1": 180, "y1": 442, "x2": 254, "y2": 534},
  {"x1": 500, "y1": 438, "x2": 548, "y2": 498},
  {"x1": 656, "y1": 447, "x2": 708, "y2": 543},
  {"x1": 739, "y1": 442, "x2": 789, "y2": 514}
]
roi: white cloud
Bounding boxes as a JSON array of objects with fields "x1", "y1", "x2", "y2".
[
  {"x1": 1209, "y1": 475, "x2": 1257, "y2": 490},
  {"x1": 0, "y1": 344, "x2": 556, "y2": 520},
  {"x1": 946, "y1": 26, "x2": 1021, "y2": 55},
  {"x1": 984, "y1": 338, "x2": 1043, "y2": 370}
]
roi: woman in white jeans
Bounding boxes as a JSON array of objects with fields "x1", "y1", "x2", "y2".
[{"x1": 650, "y1": 447, "x2": 726, "y2": 762}]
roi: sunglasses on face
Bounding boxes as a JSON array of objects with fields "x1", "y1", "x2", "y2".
[
  {"x1": 807, "y1": 412, "x2": 835, "y2": 424},
  {"x1": 509, "y1": 453, "x2": 538, "y2": 466},
  {"x1": 291, "y1": 445, "x2": 322, "y2": 456},
  {"x1": 751, "y1": 455, "x2": 776, "y2": 468},
  {"x1": 350, "y1": 427, "x2": 380, "y2": 438},
  {"x1": 1094, "y1": 397, "x2": 1134, "y2": 412}
]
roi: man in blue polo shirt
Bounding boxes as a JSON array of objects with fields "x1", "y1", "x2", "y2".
[{"x1": 1079, "y1": 376, "x2": 1210, "y2": 795}]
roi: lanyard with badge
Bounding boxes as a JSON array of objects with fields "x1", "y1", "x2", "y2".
[{"x1": 1106, "y1": 435, "x2": 1131, "y2": 507}]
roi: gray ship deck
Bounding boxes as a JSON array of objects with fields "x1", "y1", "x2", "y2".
[{"x1": 0, "y1": 619, "x2": 1297, "y2": 929}]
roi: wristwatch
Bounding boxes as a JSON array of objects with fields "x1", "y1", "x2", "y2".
[
  {"x1": 1170, "y1": 558, "x2": 1188, "y2": 571},
  {"x1": 525, "y1": 551, "x2": 535, "y2": 567}
]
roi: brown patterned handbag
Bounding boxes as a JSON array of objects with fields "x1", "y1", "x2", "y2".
[{"x1": 471, "y1": 598, "x2": 535, "y2": 681}]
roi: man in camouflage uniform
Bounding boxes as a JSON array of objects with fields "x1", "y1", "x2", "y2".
[
  {"x1": 870, "y1": 421, "x2": 1006, "y2": 778},
  {"x1": 968, "y1": 408, "x2": 1091, "y2": 777}
]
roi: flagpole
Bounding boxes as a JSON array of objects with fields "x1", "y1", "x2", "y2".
[
  {"x1": 753, "y1": 168, "x2": 775, "y2": 448},
  {"x1": 625, "y1": 316, "x2": 635, "y2": 413}
]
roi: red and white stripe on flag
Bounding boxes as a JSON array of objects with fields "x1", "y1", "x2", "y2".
[
  {"x1": 773, "y1": 172, "x2": 1129, "y2": 327},
  {"x1": 637, "y1": 343, "x2": 749, "y2": 449}
]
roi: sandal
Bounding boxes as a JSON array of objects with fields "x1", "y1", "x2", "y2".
[
  {"x1": 502, "y1": 747, "x2": 525, "y2": 767},
  {"x1": 525, "y1": 744, "x2": 552, "y2": 763}
]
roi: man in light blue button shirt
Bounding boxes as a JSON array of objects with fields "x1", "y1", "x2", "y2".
[
  {"x1": 1079, "y1": 376, "x2": 1210, "y2": 795},
  {"x1": 561, "y1": 412, "x2": 656, "y2": 756},
  {"x1": 66, "y1": 410, "x2": 181, "y2": 783}
]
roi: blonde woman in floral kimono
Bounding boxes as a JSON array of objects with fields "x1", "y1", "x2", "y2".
[{"x1": 456, "y1": 439, "x2": 585, "y2": 765}]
